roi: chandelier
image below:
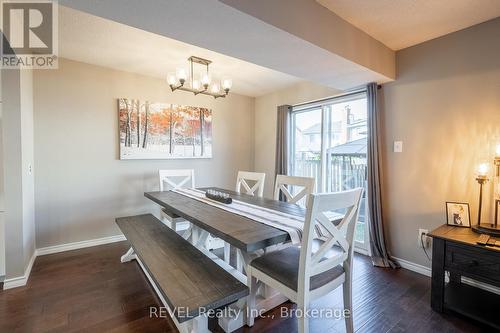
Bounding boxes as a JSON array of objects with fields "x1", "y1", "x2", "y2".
[{"x1": 167, "y1": 56, "x2": 232, "y2": 99}]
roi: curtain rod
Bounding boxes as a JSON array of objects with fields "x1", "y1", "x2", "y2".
[{"x1": 292, "y1": 87, "x2": 367, "y2": 108}]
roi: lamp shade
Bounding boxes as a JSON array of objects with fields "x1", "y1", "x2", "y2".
[
  {"x1": 478, "y1": 163, "x2": 489, "y2": 177},
  {"x1": 167, "y1": 73, "x2": 177, "y2": 85},
  {"x1": 201, "y1": 73, "x2": 211, "y2": 86},
  {"x1": 222, "y1": 78, "x2": 233, "y2": 90},
  {"x1": 176, "y1": 68, "x2": 187, "y2": 81}
]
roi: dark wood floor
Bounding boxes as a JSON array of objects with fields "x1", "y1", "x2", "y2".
[{"x1": 0, "y1": 241, "x2": 490, "y2": 333}]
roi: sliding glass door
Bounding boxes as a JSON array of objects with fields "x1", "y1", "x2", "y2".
[
  {"x1": 290, "y1": 107, "x2": 322, "y2": 195},
  {"x1": 290, "y1": 92, "x2": 369, "y2": 253}
]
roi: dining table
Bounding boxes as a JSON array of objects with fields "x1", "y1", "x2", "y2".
[{"x1": 144, "y1": 187, "x2": 308, "y2": 332}]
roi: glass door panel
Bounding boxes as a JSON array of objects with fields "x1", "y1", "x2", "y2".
[
  {"x1": 325, "y1": 97, "x2": 369, "y2": 251},
  {"x1": 290, "y1": 93, "x2": 369, "y2": 253},
  {"x1": 290, "y1": 108, "x2": 322, "y2": 206}
]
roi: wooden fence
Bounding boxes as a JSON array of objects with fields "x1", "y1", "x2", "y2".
[
  {"x1": 294, "y1": 156, "x2": 367, "y2": 193},
  {"x1": 294, "y1": 156, "x2": 368, "y2": 244}
]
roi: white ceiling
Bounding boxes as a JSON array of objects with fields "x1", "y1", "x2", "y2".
[
  {"x1": 59, "y1": 6, "x2": 302, "y2": 97},
  {"x1": 317, "y1": 0, "x2": 500, "y2": 50}
]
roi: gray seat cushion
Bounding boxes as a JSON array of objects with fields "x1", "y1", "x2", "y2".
[{"x1": 250, "y1": 241, "x2": 345, "y2": 291}]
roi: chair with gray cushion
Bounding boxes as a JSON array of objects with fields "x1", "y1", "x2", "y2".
[{"x1": 247, "y1": 188, "x2": 363, "y2": 333}]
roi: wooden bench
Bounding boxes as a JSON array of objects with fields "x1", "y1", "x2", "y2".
[{"x1": 116, "y1": 214, "x2": 249, "y2": 333}]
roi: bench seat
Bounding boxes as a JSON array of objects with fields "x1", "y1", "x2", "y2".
[{"x1": 115, "y1": 214, "x2": 249, "y2": 323}]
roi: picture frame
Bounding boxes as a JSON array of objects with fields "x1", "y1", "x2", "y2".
[
  {"x1": 446, "y1": 202, "x2": 471, "y2": 228},
  {"x1": 118, "y1": 98, "x2": 213, "y2": 160}
]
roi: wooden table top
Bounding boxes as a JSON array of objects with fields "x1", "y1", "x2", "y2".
[
  {"x1": 145, "y1": 187, "x2": 304, "y2": 252},
  {"x1": 429, "y1": 225, "x2": 500, "y2": 253}
]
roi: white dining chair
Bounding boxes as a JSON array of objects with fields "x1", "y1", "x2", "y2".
[
  {"x1": 274, "y1": 175, "x2": 315, "y2": 207},
  {"x1": 159, "y1": 169, "x2": 195, "y2": 192},
  {"x1": 158, "y1": 169, "x2": 223, "y2": 250},
  {"x1": 247, "y1": 188, "x2": 364, "y2": 333},
  {"x1": 224, "y1": 171, "x2": 266, "y2": 266},
  {"x1": 235, "y1": 171, "x2": 266, "y2": 197},
  {"x1": 158, "y1": 169, "x2": 195, "y2": 231}
]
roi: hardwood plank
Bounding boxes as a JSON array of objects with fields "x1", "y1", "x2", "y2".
[
  {"x1": 0, "y1": 242, "x2": 174, "y2": 332},
  {"x1": 145, "y1": 188, "x2": 292, "y2": 252},
  {"x1": 116, "y1": 214, "x2": 249, "y2": 323}
]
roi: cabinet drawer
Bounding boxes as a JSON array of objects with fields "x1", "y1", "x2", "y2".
[{"x1": 445, "y1": 243, "x2": 500, "y2": 284}]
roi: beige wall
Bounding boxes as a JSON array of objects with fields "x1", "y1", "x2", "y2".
[
  {"x1": 254, "y1": 81, "x2": 341, "y2": 197},
  {"x1": 382, "y1": 18, "x2": 500, "y2": 267},
  {"x1": 34, "y1": 58, "x2": 255, "y2": 248}
]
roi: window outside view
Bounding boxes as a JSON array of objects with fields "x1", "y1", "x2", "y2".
[{"x1": 291, "y1": 95, "x2": 368, "y2": 247}]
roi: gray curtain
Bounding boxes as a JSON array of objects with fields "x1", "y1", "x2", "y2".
[
  {"x1": 367, "y1": 83, "x2": 399, "y2": 268},
  {"x1": 275, "y1": 105, "x2": 291, "y2": 201}
]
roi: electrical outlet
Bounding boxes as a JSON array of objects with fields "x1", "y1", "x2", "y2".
[{"x1": 418, "y1": 229, "x2": 430, "y2": 248}]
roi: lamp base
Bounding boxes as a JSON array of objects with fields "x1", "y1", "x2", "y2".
[{"x1": 472, "y1": 223, "x2": 500, "y2": 237}]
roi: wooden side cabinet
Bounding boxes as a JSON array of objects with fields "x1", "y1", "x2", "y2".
[{"x1": 429, "y1": 225, "x2": 500, "y2": 330}]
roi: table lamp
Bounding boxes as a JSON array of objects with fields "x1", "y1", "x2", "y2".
[
  {"x1": 472, "y1": 150, "x2": 500, "y2": 236},
  {"x1": 476, "y1": 163, "x2": 489, "y2": 226}
]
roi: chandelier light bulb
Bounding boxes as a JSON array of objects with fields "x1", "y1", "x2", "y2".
[
  {"x1": 222, "y1": 78, "x2": 233, "y2": 90},
  {"x1": 201, "y1": 73, "x2": 211, "y2": 87},
  {"x1": 176, "y1": 68, "x2": 187, "y2": 83},
  {"x1": 167, "y1": 73, "x2": 177, "y2": 86},
  {"x1": 496, "y1": 143, "x2": 500, "y2": 157},
  {"x1": 477, "y1": 162, "x2": 489, "y2": 177}
]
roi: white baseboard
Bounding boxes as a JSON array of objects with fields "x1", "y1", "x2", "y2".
[
  {"x1": 36, "y1": 234, "x2": 126, "y2": 256},
  {"x1": 4, "y1": 250, "x2": 37, "y2": 290},
  {"x1": 3, "y1": 234, "x2": 126, "y2": 290},
  {"x1": 393, "y1": 256, "x2": 432, "y2": 277}
]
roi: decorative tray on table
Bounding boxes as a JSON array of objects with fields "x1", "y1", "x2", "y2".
[{"x1": 205, "y1": 189, "x2": 232, "y2": 204}]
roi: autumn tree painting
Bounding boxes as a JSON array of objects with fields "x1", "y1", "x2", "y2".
[{"x1": 118, "y1": 98, "x2": 213, "y2": 159}]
